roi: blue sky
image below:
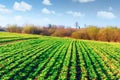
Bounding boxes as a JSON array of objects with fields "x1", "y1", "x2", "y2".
[{"x1": 0, "y1": 0, "x2": 120, "y2": 27}]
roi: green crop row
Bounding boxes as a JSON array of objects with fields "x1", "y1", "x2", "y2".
[{"x1": 0, "y1": 33, "x2": 120, "y2": 80}]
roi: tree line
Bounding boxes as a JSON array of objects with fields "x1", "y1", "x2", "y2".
[{"x1": 1, "y1": 24, "x2": 120, "y2": 42}]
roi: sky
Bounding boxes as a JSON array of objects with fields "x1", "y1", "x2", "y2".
[{"x1": 0, "y1": 0, "x2": 120, "y2": 27}]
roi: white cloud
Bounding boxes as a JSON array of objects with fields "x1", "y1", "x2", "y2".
[
  {"x1": 14, "y1": 15, "x2": 22, "y2": 21},
  {"x1": 0, "y1": 15, "x2": 12, "y2": 26},
  {"x1": 97, "y1": 11, "x2": 116, "y2": 19},
  {"x1": 73, "y1": 0, "x2": 95, "y2": 3},
  {"x1": 41, "y1": 8, "x2": 55, "y2": 14},
  {"x1": 109, "y1": 6, "x2": 113, "y2": 11},
  {"x1": 42, "y1": 0, "x2": 52, "y2": 5},
  {"x1": 0, "y1": 15, "x2": 23, "y2": 26},
  {"x1": 0, "y1": 15, "x2": 6, "y2": 20},
  {"x1": 43, "y1": 18, "x2": 50, "y2": 22},
  {"x1": 13, "y1": 1, "x2": 32, "y2": 12},
  {"x1": 66, "y1": 11, "x2": 85, "y2": 17},
  {"x1": 0, "y1": 4, "x2": 12, "y2": 14},
  {"x1": 0, "y1": 14, "x2": 51, "y2": 27}
]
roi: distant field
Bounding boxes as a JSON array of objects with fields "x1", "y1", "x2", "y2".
[{"x1": 0, "y1": 32, "x2": 120, "y2": 80}]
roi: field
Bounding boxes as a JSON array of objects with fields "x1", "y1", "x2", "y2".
[{"x1": 0, "y1": 32, "x2": 120, "y2": 80}]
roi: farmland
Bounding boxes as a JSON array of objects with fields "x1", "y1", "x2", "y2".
[{"x1": 0, "y1": 32, "x2": 120, "y2": 80}]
